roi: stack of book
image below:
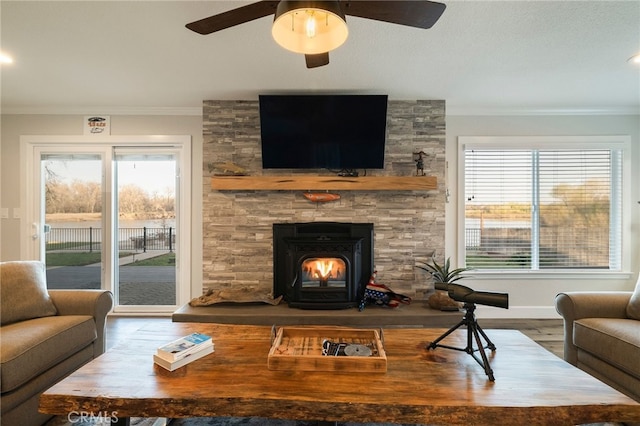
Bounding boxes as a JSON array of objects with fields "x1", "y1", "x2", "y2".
[{"x1": 153, "y1": 332, "x2": 214, "y2": 371}]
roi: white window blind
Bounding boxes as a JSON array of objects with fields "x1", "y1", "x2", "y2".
[{"x1": 464, "y1": 147, "x2": 622, "y2": 271}]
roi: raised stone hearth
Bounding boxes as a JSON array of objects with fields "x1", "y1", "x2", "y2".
[{"x1": 173, "y1": 302, "x2": 461, "y2": 327}]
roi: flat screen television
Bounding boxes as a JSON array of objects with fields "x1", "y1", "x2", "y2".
[{"x1": 259, "y1": 94, "x2": 388, "y2": 170}]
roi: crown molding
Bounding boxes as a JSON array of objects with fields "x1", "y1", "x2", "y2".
[
  {"x1": 1, "y1": 106, "x2": 203, "y2": 116},
  {"x1": 2, "y1": 105, "x2": 638, "y2": 117},
  {"x1": 446, "y1": 106, "x2": 640, "y2": 116}
]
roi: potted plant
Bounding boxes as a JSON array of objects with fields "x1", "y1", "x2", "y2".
[{"x1": 416, "y1": 256, "x2": 472, "y2": 311}]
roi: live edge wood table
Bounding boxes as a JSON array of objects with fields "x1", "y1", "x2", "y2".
[{"x1": 40, "y1": 323, "x2": 640, "y2": 426}]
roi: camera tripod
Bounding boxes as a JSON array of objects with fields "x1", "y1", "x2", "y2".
[{"x1": 427, "y1": 302, "x2": 497, "y2": 381}]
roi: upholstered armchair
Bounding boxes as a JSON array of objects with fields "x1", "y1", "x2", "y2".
[
  {"x1": 555, "y1": 277, "x2": 640, "y2": 402},
  {"x1": 0, "y1": 260, "x2": 113, "y2": 426}
]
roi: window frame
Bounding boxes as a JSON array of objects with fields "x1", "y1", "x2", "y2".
[{"x1": 457, "y1": 135, "x2": 632, "y2": 280}]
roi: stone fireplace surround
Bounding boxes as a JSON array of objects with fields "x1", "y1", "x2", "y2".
[{"x1": 202, "y1": 100, "x2": 446, "y2": 301}]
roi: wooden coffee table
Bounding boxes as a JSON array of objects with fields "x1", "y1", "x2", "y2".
[{"x1": 39, "y1": 323, "x2": 640, "y2": 425}]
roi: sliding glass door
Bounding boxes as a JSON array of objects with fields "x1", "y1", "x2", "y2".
[
  {"x1": 41, "y1": 153, "x2": 104, "y2": 291},
  {"x1": 23, "y1": 136, "x2": 191, "y2": 313},
  {"x1": 114, "y1": 149, "x2": 177, "y2": 306}
]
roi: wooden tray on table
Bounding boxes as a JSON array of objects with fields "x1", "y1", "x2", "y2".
[{"x1": 268, "y1": 326, "x2": 387, "y2": 372}]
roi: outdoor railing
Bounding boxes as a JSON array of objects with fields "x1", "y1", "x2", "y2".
[
  {"x1": 465, "y1": 226, "x2": 609, "y2": 268},
  {"x1": 45, "y1": 227, "x2": 175, "y2": 252}
]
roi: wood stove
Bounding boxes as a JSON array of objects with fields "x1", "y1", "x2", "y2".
[{"x1": 273, "y1": 222, "x2": 374, "y2": 309}]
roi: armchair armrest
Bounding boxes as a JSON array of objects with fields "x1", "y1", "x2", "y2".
[
  {"x1": 555, "y1": 291, "x2": 632, "y2": 365},
  {"x1": 48, "y1": 290, "x2": 114, "y2": 357},
  {"x1": 555, "y1": 291, "x2": 632, "y2": 320}
]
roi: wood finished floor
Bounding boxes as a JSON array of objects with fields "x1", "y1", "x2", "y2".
[{"x1": 106, "y1": 316, "x2": 566, "y2": 359}]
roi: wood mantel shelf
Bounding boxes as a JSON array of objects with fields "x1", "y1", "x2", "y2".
[{"x1": 211, "y1": 175, "x2": 437, "y2": 191}]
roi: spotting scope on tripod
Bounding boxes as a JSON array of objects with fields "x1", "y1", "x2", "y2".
[{"x1": 427, "y1": 283, "x2": 508, "y2": 381}]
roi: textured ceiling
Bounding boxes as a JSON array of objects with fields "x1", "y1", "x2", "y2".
[{"x1": 1, "y1": 1, "x2": 639, "y2": 115}]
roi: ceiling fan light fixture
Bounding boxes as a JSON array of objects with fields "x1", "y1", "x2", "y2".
[{"x1": 272, "y1": 1, "x2": 348, "y2": 55}]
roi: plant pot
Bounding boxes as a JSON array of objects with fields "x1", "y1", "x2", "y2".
[{"x1": 427, "y1": 290, "x2": 462, "y2": 311}]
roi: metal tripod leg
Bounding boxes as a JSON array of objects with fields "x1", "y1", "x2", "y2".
[
  {"x1": 474, "y1": 319, "x2": 496, "y2": 351},
  {"x1": 468, "y1": 320, "x2": 495, "y2": 381},
  {"x1": 426, "y1": 317, "x2": 467, "y2": 350}
]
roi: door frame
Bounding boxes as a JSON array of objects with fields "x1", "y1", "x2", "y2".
[{"x1": 20, "y1": 135, "x2": 192, "y2": 313}]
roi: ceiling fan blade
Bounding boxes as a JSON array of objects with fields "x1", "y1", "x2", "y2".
[
  {"x1": 305, "y1": 52, "x2": 330, "y2": 68},
  {"x1": 186, "y1": 1, "x2": 279, "y2": 35},
  {"x1": 342, "y1": 0, "x2": 446, "y2": 29}
]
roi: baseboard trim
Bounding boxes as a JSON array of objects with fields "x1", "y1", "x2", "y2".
[{"x1": 476, "y1": 305, "x2": 560, "y2": 319}]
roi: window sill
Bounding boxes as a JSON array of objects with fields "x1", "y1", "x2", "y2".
[{"x1": 469, "y1": 270, "x2": 632, "y2": 281}]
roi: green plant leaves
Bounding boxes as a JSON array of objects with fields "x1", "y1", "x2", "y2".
[{"x1": 416, "y1": 256, "x2": 472, "y2": 283}]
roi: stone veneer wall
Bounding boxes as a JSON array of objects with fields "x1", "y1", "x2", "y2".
[{"x1": 202, "y1": 100, "x2": 446, "y2": 300}]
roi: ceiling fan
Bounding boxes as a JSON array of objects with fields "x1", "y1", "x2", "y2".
[{"x1": 186, "y1": 1, "x2": 446, "y2": 68}]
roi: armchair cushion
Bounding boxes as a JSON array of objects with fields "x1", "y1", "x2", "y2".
[
  {"x1": 574, "y1": 318, "x2": 640, "y2": 378},
  {"x1": 0, "y1": 261, "x2": 57, "y2": 326},
  {"x1": 627, "y1": 275, "x2": 640, "y2": 320},
  {"x1": 0, "y1": 315, "x2": 96, "y2": 392}
]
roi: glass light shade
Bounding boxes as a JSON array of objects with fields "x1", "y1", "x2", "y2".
[
  {"x1": 0, "y1": 52, "x2": 13, "y2": 64},
  {"x1": 272, "y1": 2, "x2": 348, "y2": 55}
]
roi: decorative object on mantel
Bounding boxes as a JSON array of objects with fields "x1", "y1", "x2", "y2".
[
  {"x1": 416, "y1": 256, "x2": 471, "y2": 311},
  {"x1": 302, "y1": 192, "x2": 341, "y2": 203},
  {"x1": 359, "y1": 270, "x2": 412, "y2": 310},
  {"x1": 208, "y1": 161, "x2": 247, "y2": 176},
  {"x1": 189, "y1": 287, "x2": 282, "y2": 306},
  {"x1": 413, "y1": 150, "x2": 427, "y2": 176}
]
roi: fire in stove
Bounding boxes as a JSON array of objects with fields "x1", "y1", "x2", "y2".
[{"x1": 302, "y1": 257, "x2": 346, "y2": 287}]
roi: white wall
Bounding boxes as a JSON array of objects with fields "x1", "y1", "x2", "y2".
[
  {"x1": 2, "y1": 112, "x2": 638, "y2": 317},
  {"x1": 446, "y1": 114, "x2": 640, "y2": 318}
]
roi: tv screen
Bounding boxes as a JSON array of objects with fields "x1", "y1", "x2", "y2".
[{"x1": 259, "y1": 94, "x2": 388, "y2": 170}]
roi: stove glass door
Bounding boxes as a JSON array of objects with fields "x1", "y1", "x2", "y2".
[{"x1": 301, "y1": 257, "x2": 346, "y2": 288}]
